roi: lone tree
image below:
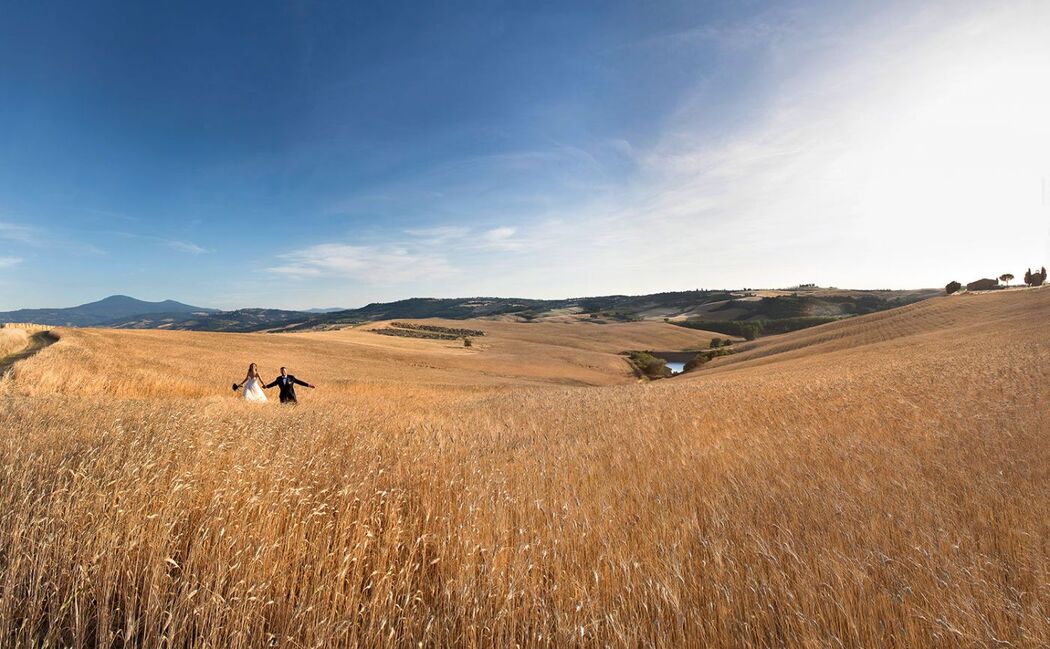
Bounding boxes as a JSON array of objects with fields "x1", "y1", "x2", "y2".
[
  {"x1": 945, "y1": 280, "x2": 962, "y2": 295},
  {"x1": 999, "y1": 273, "x2": 1014, "y2": 286}
]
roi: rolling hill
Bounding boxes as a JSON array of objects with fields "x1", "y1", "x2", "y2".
[
  {"x1": 3, "y1": 287, "x2": 942, "y2": 334},
  {"x1": 0, "y1": 287, "x2": 1046, "y2": 646}
]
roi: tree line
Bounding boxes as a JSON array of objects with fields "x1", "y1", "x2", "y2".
[{"x1": 946, "y1": 266, "x2": 1046, "y2": 294}]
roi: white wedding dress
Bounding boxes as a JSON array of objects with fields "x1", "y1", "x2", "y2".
[{"x1": 243, "y1": 377, "x2": 268, "y2": 402}]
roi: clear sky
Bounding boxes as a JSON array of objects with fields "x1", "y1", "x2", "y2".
[{"x1": 1, "y1": 1, "x2": 1048, "y2": 310}]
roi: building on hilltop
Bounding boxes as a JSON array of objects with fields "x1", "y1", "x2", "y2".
[{"x1": 965, "y1": 278, "x2": 999, "y2": 291}]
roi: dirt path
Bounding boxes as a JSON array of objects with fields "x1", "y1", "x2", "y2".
[{"x1": 0, "y1": 331, "x2": 58, "y2": 377}]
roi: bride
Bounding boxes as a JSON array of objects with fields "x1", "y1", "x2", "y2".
[{"x1": 234, "y1": 363, "x2": 268, "y2": 402}]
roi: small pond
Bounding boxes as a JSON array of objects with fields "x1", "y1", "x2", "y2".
[{"x1": 665, "y1": 361, "x2": 686, "y2": 375}]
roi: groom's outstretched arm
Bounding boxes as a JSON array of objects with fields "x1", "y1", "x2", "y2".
[
  {"x1": 292, "y1": 377, "x2": 314, "y2": 388},
  {"x1": 263, "y1": 379, "x2": 279, "y2": 389}
]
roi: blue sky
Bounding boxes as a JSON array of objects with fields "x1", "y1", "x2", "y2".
[{"x1": 1, "y1": 1, "x2": 1048, "y2": 310}]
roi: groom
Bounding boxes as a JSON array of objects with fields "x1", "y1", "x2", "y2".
[{"x1": 265, "y1": 367, "x2": 315, "y2": 404}]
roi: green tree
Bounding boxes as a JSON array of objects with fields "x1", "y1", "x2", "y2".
[
  {"x1": 627, "y1": 351, "x2": 668, "y2": 378},
  {"x1": 999, "y1": 273, "x2": 1014, "y2": 286},
  {"x1": 945, "y1": 281, "x2": 962, "y2": 295}
]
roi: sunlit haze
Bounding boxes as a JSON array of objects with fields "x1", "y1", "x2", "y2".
[{"x1": 1, "y1": 1, "x2": 1047, "y2": 309}]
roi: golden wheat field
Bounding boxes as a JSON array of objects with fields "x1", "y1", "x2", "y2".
[
  {"x1": 0, "y1": 288, "x2": 1047, "y2": 647},
  {"x1": 0, "y1": 328, "x2": 29, "y2": 360}
]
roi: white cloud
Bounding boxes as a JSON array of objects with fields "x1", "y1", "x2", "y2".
[
  {"x1": 0, "y1": 256, "x2": 22, "y2": 269},
  {"x1": 644, "y1": 6, "x2": 802, "y2": 54},
  {"x1": 166, "y1": 240, "x2": 213, "y2": 255},
  {"x1": 0, "y1": 221, "x2": 37, "y2": 244},
  {"x1": 268, "y1": 264, "x2": 324, "y2": 278},
  {"x1": 404, "y1": 226, "x2": 471, "y2": 244},
  {"x1": 267, "y1": 1, "x2": 1050, "y2": 305},
  {"x1": 269, "y1": 243, "x2": 457, "y2": 283},
  {"x1": 0, "y1": 220, "x2": 104, "y2": 255},
  {"x1": 112, "y1": 232, "x2": 212, "y2": 254},
  {"x1": 407, "y1": 223, "x2": 534, "y2": 253},
  {"x1": 468, "y1": 2, "x2": 1050, "y2": 294},
  {"x1": 479, "y1": 226, "x2": 524, "y2": 251},
  {"x1": 628, "y1": 1, "x2": 1050, "y2": 287}
]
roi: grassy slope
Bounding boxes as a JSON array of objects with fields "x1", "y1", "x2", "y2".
[
  {"x1": 0, "y1": 327, "x2": 29, "y2": 359},
  {"x1": 694, "y1": 287, "x2": 1047, "y2": 376},
  {"x1": 4, "y1": 318, "x2": 720, "y2": 397},
  {"x1": 0, "y1": 289, "x2": 1047, "y2": 647}
]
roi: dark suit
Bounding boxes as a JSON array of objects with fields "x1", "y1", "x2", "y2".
[{"x1": 265, "y1": 375, "x2": 310, "y2": 403}]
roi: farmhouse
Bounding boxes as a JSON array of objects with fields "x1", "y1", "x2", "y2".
[{"x1": 966, "y1": 278, "x2": 999, "y2": 291}]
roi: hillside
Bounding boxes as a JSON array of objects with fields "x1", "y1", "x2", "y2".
[
  {"x1": 692, "y1": 287, "x2": 1048, "y2": 377},
  {"x1": 6, "y1": 287, "x2": 940, "y2": 333},
  {"x1": 0, "y1": 295, "x2": 214, "y2": 327},
  {"x1": 102, "y1": 308, "x2": 309, "y2": 332},
  {"x1": 282, "y1": 288, "x2": 940, "y2": 331},
  {"x1": 0, "y1": 288, "x2": 1046, "y2": 646}
]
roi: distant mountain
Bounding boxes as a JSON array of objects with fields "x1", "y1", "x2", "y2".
[
  {"x1": 0, "y1": 295, "x2": 217, "y2": 327},
  {"x1": 302, "y1": 307, "x2": 347, "y2": 313}
]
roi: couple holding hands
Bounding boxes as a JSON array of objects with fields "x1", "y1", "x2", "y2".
[{"x1": 235, "y1": 363, "x2": 315, "y2": 404}]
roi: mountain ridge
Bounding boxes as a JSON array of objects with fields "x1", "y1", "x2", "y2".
[{"x1": 0, "y1": 295, "x2": 216, "y2": 327}]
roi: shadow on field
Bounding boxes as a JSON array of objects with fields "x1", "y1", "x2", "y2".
[{"x1": 0, "y1": 331, "x2": 58, "y2": 377}]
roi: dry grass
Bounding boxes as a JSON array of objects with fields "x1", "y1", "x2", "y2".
[
  {"x1": 0, "y1": 327, "x2": 30, "y2": 359},
  {"x1": 1, "y1": 290, "x2": 1048, "y2": 647}
]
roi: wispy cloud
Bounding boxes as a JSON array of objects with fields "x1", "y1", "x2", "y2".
[
  {"x1": 479, "y1": 226, "x2": 524, "y2": 251},
  {"x1": 552, "y1": 3, "x2": 1050, "y2": 291},
  {"x1": 83, "y1": 208, "x2": 139, "y2": 223},
  {"x1": 269, "y1": 243, "x2": 456, "y2": 282},
  {"x1": 0, "y1": 221, "x2": 38, "y2": 244},
  {"x1": 404, "y1": 226, "x2": 471, "y2": 244},
  {"x1": 0, "y1": 256, "x2": 22, "y2": 269},
  {"x1": 0, "y1": 219, "x2": 105, "y2": 255},
  {"x1": 165, "y1": 240, "x2": 213, "y2": 255},
  {"x1": 630, "y1": 6, "x2": 801, "y2": 56},
  {"x1": 409, "y1": 223, "x2": 542, "y2": 253},
  {"x1": 624, "y1": 1, "x2": 1050, "y2": 284},
  {"x1": 83, "y1": 0, "x2": 1045, "y2": 309},
  {"x1": 113, "y1": 232, "x2": 213, "y2": 254}
]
